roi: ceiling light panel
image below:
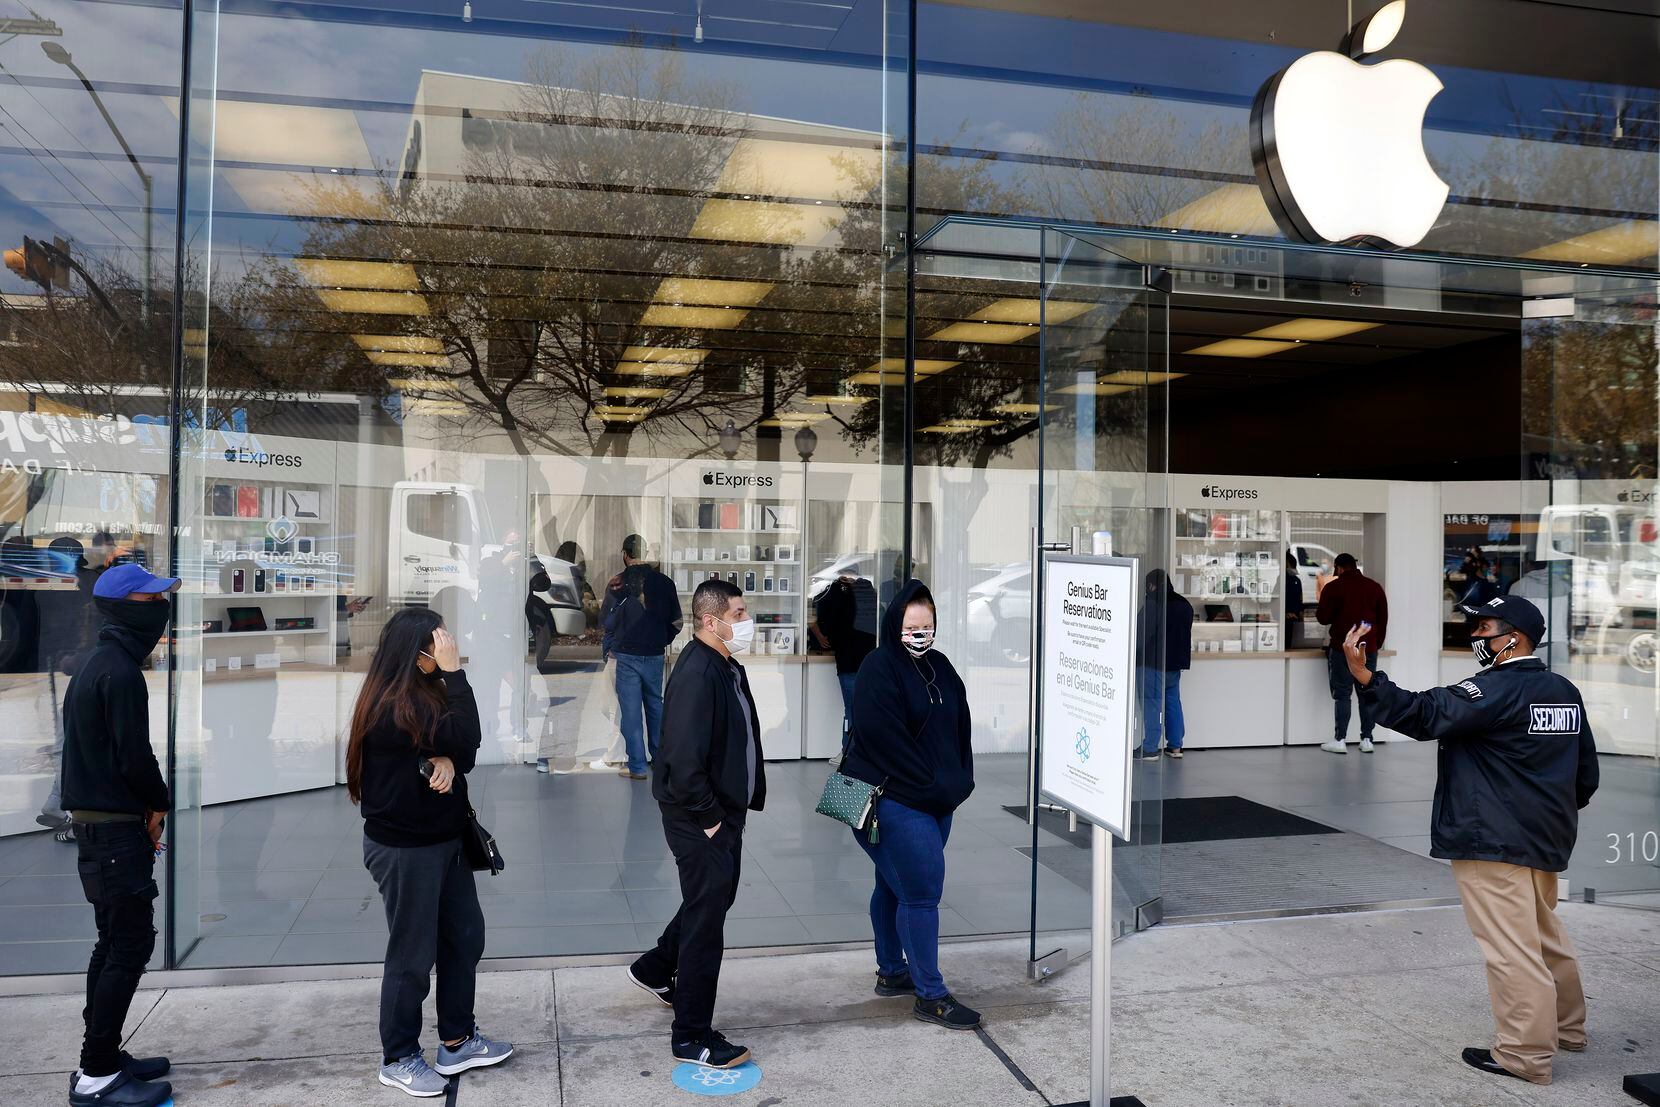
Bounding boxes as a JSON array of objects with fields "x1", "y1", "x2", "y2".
[
  {"x1": 1054, "y1": 382, "x2": 1138, "y2": 396},
  {"x1": 315, "y1": 289, "x2": 430, "y2": 316},
  {"x1": 928, "y1": 322, "x2": 1038, "y2": 345},
  {"x1": 605, "y1": 386, "x2": 669, "y2": 399},
  {"x1": 1247, "y1": 319, "x2": 1381, "y2": 342},
  {"x1": 802, "y1": 394, "x2": 872, "y2": 405},
  {"x1": 614, "y1": 361, "x2": 697, "y2": 377},
  {"x1": 1184, "y1": 338, "x2": 1296, "y2": 358},
  {"x1": 1524, "y1": 220, "x2": 1658, "y2": 265},
  {"x1": 296, "y1": 259, "x2": 419, "y2": 291},
  {"x1": 717, "y1": 138, "x2": 881, "y2": 203},
  {"x1": 387, "y1": 377, "x2": 460, "y2": 390},
  {"x1": 654, "y1": 277, "x2": 774, "y2": 308},
  {"x1": 847, "y1": 372, "x2": 906, "y2": 386},
  {"x1": 861, "y1": 358, "x2": 959, "y2": 376},
  {"x1": 690, "y1": 199, "x2": 844, "y2": 246},
  {"x1": 993, "y1": 402, "x2": 1059, "y2": 415},
  {"x1": 1097, "y1": 371, "x2": 1187, "y2": 385},
  {"x1": 970, "y1": 298, "x2": 1095, "y2": 325},
  {"x1": 621, "y1": 346, "x2": 708, "y2": 365},
  {"x1": 366, "y1": 351, "x2": 449, "y2": 368},
  {"x1": 354, "y1": 334, "x2": 443, "y2": 354},
  {"x1": 595, "y1": 405, "x2": 650, "y2": 422},
  {"x1": 639, "y1": 304, "x2": 752, "y2": 330}
]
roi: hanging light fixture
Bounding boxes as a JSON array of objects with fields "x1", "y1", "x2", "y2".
[{"x1": 693, "y1": 0, "x2": 704, "y2": 42}]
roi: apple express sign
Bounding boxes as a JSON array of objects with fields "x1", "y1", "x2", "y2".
[{"x1": 1249, "y1": 1, "x2": 1449, "y2": 249}]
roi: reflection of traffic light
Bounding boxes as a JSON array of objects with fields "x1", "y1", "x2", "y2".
[{"x1": 4, "y1": 237, "x2": 52, "y2": 289}]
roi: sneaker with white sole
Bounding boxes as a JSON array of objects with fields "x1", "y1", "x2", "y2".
[
  {"x1": 672, "y1": 1032, "x2": 751, "y2": 1069},
  {"x1": 1359, "y1": 739, "x2": 1376, "y2": 753},
  {"x1": 379, "y1": 1053, "x2": 447, "y2": 1098},
  {"x1": 1320, "y1": 740, "x2": 1348, "y2": 754},
  {"x1": 433, "y1": 1029, "x2": 514, "y2": 1075}
]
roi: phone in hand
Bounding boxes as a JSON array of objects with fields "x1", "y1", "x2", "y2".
[{"x1": 418, "y1": 758, "x2": 435, "y2": 781}]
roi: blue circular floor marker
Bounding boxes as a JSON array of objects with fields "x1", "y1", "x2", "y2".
[{"x1": 671, "y1": 1061, "x2": 763, "y2": 1096}]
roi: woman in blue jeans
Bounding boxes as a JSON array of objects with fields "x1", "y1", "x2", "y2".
[{"x1": 839, "y1": 580, "x2": 980, "y2": 1030}]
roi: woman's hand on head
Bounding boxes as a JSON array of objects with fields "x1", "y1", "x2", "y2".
[
  {"x1": 431, "y1": 628, "x2": 462, "y2": 672},
  {"x1": 427, "y1": 755, "x2": 456, "y2": 793}
]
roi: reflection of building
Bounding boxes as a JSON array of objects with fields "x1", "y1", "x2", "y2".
[{"x1": 0, "y1": 0, "x2": 1657, "y2": 981}]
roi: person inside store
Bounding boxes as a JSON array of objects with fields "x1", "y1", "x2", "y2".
[
  {"x1": 811, "y1": 573, "x2": 878, "y2": 737},
  {"x1": 1135, "y1": 569, "x2": 1193, "y2": 760},
  {"x1": 839, "y1": 580, "x2": 981, "y2": 1031},
  {"x1": 1285, "y1": 550, "x2": 1304, "y2": 647},
  {"x1": 60, "y1": 562, "x2": 178, "y2": 1107},
  {"x1": 628, "y1": 579, "x2": 766, "y2": 1070},
  {"x1": 600, "y1": 534, "x2": 683, "y2": 780},
  {"x1": 1343, "y1": 594, "x2": 1597, "y2": 1086},
  {"x1": 347, "y1": 609, "x2": 513, "y2": 1099},
  {"x1": 1316, "y1": 552, "x2": 1388, "y2": 754}
]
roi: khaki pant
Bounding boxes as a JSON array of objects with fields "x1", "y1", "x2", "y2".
[{"x1": 1451, "y1": 860, "x2": 1587, "y2": 1084}]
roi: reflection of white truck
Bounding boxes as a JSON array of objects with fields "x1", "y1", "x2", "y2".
[
  {"x1": 388, "y1": 481, "x2": 584, "y2": 635},
  {"x1": 1537, "y1": 503, "x2": 1659, "y2": 671}
]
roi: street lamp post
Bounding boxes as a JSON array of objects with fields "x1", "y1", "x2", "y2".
[{"x1": 42, "y1": 41, "x2": 152, "y2": 323}]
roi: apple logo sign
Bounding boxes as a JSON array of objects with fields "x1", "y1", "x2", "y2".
[
  {"x1": 702, "y1": 473, "x2": 715, "y2": 486},
  {"x1": 1249, "y1": 1, "x2": 1448, "y2": 249}
]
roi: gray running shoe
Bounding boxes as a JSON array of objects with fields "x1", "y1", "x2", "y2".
[
  {"x1": 434, "y1": 1029, "x2": 514, "y2": 1075},
  {"x1": 378, "y1": 1053, "x2": 447, "y2": 1098}
]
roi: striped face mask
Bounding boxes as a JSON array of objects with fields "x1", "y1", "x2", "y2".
[{"x1": 901, "y1": 628, "x2": 935, "y2": 657}]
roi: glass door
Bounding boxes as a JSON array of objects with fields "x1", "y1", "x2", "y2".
[{"x1": 1029, "y1": 228, "x2": 1170, "y2": 970}]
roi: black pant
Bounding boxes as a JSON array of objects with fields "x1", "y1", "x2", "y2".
[
  {"x1": 75, "y1": 820, "x2": 158, "y2": 1077},
  {"x1": 637, "y1": 813, "x2": 743, "y2": 1041},
  {"x1": 363, "y1": 834, "x2": 486, "y2": 1063}
]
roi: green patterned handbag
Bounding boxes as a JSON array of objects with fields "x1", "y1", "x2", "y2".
[{"x1": 816, "y1": 745, "x2": 884, "y2": 844}]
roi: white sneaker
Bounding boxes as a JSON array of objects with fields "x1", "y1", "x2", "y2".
[
  {"x1": 1359, "y1": 739, "x2": 1376, "y2": 753},
  {"x1": 1320, "y1": 740, "x2": 1348, "y2": 754}
]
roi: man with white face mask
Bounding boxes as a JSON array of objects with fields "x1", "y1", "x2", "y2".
[
  {"x1": 1342, "y1": 593, "x2": 1599, "y2": 1087},
  {"x1": 629, "y1": 579, "x2": 766, "y2": 1072}
]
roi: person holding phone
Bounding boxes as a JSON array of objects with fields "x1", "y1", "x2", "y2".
[
  {"x1": 347, "y1": 610, "x2": 512, "y2": 1098},
  {"x1": 1315, "y1": 553, "x2": 1388, "y2": 753}
]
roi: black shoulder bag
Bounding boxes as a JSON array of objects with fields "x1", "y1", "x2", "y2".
[{"x1": 419, "y1": 757, "x2": 505, "y2": 875}]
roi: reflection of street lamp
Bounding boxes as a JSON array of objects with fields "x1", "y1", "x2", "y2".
[
  {"x1": 42, "y1": 41, "x2": 151, "y2": 322},
  {"x1": 718, "y1": 418, "x2": 741, "y2": 460},
  {"x1": 793, "y1": 425, "x2": 818, "y2": 463}
]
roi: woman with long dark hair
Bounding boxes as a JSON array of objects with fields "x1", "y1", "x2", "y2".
[
  {"x1": 839, "y1": 581, "x2": 980, "y2": 1031},
  {"x1": 349, "y1": 608, "x2": 513, "y2": 1097}
]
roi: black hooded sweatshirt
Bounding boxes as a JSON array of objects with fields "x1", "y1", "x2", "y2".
[
  {"x1": 60, "y1": 598, "x2": 171, "y2": 817},
  {"x1": 841, "y1": 581, "x2": 974, "y2": 817}
]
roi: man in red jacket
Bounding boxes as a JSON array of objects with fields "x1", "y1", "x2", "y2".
[{"x1": 1316, "y1": 553, "x2": 1388, "y2": 753}]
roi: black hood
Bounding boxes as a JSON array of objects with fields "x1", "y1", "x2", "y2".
[{"x1": 881, "y1": 579, "x2": 933, "y2": 651}]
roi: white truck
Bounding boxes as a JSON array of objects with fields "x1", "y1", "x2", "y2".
[{"x1": 1536, "y1": 501, "x2": 1660, "y2": 672}]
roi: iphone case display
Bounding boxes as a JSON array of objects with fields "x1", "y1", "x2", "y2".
[
  {"x1": 1173, "y1": 507, "x2": 1283, "y2": 652},
  {"x1": 669, "y1": 494, "x2": 804, "y2": 654}
]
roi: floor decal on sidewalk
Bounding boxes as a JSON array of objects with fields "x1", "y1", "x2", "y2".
[{"x1": 672, "y1": 1061, "x2": 763, "y2": 1095}]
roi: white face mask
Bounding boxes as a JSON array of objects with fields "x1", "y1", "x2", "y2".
[
  {"x1": 901, "y1": 628, "x2": 935, "y2": 657},
  {"x1": 718, "y1": 617, "x2": 756, "y2": 654}
]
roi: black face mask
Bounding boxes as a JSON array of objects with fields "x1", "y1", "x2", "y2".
[
  {"x1": 97, "y1": 596, "x2": 172, "y2": 644},
  {"x1": 1469, "y1": 630, "x2": 1516, "y2": 668}
]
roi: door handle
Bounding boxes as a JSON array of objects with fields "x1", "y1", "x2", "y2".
[{"x1": 403, "y1": 555, "x2": 420, "y2": 563}]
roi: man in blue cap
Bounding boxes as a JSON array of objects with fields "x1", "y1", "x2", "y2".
[
  {"x1": 1341, "y1": 593, "x2": 1599, "y2": 1087},
  {"x1": 61, "y1": 562, "x2": 180, "y2": 1107}
]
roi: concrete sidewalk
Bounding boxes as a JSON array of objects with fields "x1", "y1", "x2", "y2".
[{"x1": 4, "y1": 901, "x2": 1657, "y2": 1107}]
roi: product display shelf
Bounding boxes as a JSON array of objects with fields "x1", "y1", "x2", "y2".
[
  {"x1": 668, "y1": 493, "x2": 806, "y2": 657},
  {"x1": 1172, "y1": 507, "x2": 1285, "y2": 654}
]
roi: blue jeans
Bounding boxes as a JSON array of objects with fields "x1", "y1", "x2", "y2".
[
  {"x1": 1140, "y1": 668, "x2": 1185, "y2": 753},
  {"x1": 614, "y1": 652, "x2": 665, "y2": 775},
  {"x1": 1327, "y1": 647, "x2": 1378, "y2": 741},
  {"x1": 837, "y1": 672, "x2": 857, "y2": 744},
  {"x1": 853, "y1": 796, "x2": 952, "y2": 1000}
]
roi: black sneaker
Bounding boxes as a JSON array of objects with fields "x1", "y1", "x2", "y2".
[
  {"x1": 913, "y1": 993, "x2": 982, "y2": 1031},
  {"x1": 672, "y1": 1032, "x2": 751, "y2": 1069},
  {"x1": 118, "y1": 1053, "x2": 170, "y2": 1081},
  {"x1": 55, "y1": 826, "x2": 76, "y2": 843},
  {"x1": 68, "y1": 1069, "x2": 173, "y2": 1106},
  {"x1": 1132, "y1": 749, "x2": 1161, "y2": 762},
  {"x1": 874, "y1": 970, "x2": 914, "y2": 997},
  {"x1": 628, "y1": 960, "x2": 675, "y2": 1008}
]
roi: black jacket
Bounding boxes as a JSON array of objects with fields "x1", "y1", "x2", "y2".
[
  {"x1": 653, "y1": 637, "x2": 767, "y2": 829},
  {"x1": 359, "y1": 670, "x2": 482, "y2": 847},
  {"x1": 60, "y1": 603, "x2": 170, "y2": 817},
  {"x1": 1361, "y1": 656, "x2": 1598, "y2": 871},
  {"x1": 841, "y1": 580, "x2": 975, "y2": 817},
  {"x1": 1137, "y1": 587, "x2": 1193, "y2": 672},
  {"x1": 601, "y1": 563, "x2": 683, "y2": 656},
  {"x1": 816, "y1": 576, "x2": 878, "y2": 675}
]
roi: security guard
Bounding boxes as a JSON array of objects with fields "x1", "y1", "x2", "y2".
[{"x1": 1341, "y1": 593, "x2": 1598, "y2": 1087}]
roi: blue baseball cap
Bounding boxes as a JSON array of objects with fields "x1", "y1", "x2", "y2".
[{"x1": 93, "y1": 562, "x2": 181, "y2": 600}]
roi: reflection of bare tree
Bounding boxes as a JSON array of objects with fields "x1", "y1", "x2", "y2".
[{"x1": 1523, "y1": 318, "x2": 1658, "y2": 480}]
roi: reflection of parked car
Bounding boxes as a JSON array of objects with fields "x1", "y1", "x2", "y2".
[
  {"x1": 966, "y1": 562, "x2": 1032, "y2": 664},
  {"x1": 1290, "y1": 543, "x2": 1342, "y2": 602},
  {"x1": 530, "y1": 556, "x2": 586, "y2": 637},
  {"x1": 810, "y1": 552, "x2": 876, "y2": 601}
]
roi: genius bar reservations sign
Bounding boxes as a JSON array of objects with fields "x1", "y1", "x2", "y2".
[{"x1": 1039, "y1": 554, "x2": 1139, "y2": 839}]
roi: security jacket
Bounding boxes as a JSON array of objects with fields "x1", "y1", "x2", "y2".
[{"x1": 1361, "y1": 656, "x2": 1597, "y2": 871}]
